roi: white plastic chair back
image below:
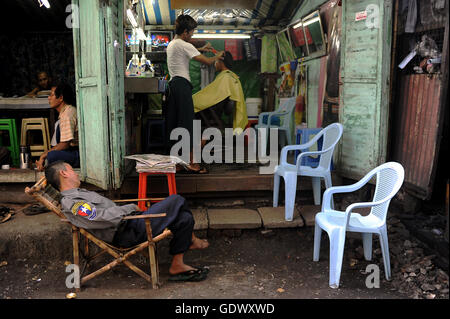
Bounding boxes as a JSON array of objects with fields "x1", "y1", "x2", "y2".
[
  {"x1": 370, "y1": 163, "x2": 405, "y2": 222},
  {"x1": 257, "y1": 97, "x2": 295, "y2": 126},
  {"x1": 256, "y1": 97, "x2": 296, "y2": 148},
  {"x1": 317, "y1": 123, "x2": 343, "y2": 170},
  {"x1": 280, "y1": 98, "x2": 296, "y2": 140}
]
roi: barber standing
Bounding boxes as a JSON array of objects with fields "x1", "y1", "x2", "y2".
[{"x1": 165, "y1": 14, "x2": 223, "y2": 174}]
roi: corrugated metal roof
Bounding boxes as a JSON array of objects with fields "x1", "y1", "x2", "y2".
[{"x1": 141, "y1": 0, "x2": 304, "y2": 30}]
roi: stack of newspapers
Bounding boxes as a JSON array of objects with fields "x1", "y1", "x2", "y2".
[{"x1": 125, "y1": 154, "x2": 187, "y2": 173}]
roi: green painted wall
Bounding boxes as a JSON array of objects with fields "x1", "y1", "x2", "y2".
[{"x1": 339, "y1": 0, "x2": 392, "y2": 179}]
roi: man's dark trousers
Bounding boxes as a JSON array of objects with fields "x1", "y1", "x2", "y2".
[{"x1": 113, "y1": 194, "x2": 194, "y2": 255}]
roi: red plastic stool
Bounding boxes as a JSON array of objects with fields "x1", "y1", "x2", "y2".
[
  {"x1": 244, "y1": 119, "x2": 258, "y2": 146},
  {"x1": 138, "y1": 172, "x2": 177, "y2": 211}
]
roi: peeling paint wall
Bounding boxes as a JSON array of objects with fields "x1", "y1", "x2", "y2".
[{"x1": 338, "y1": 0, "x2": 392, "y2": 180}]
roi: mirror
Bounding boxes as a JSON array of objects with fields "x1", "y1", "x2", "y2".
[
  {"x1": 276, "y1": 28, "x2": 296, "y2": 63},
  {"x1": 302, "y1": 11, "x2": 325, "y2": 55},
  {"x1": 289, "y1": 22, "x2": 309, "y2": 58},
  {"x1": 287, "y1": 10, "x2": 326, "y2": 60}
]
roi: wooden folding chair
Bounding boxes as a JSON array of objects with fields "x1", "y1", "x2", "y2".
[{"x1": 25, "y1": 177, "x2": 172, "y2": 291}]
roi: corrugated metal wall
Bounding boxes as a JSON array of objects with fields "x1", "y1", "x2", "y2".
[{"x1": 392, "y1": 74, "x2": 443, "y2": 199}]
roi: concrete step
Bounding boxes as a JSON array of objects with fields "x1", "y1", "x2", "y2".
[{"x1": 257, "y1": 206, "x2": 305, "y2": 228}]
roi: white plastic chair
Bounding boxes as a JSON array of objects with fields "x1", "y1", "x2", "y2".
[
  {"x1": 313, "y1": 162, "x2": 405, "y2": 288},
  {"x1": 273, "y1": 123, "x2": 343, "y2": 221},
  {"x1": 254, "y1": 97, "x2": 296, "y2": 156}
]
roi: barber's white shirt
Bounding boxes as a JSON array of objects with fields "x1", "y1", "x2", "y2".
[{"x1": 166, "y1": 38, "x2": 200, "y2": 82}]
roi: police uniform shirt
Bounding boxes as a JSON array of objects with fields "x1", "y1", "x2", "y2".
[{"x1": 60, "y1": 188, "x2": 138, "y2": 243}]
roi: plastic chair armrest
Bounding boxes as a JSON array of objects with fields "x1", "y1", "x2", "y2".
[
  {"x1": 280, "y1": 144, "x2": 305, "y2": 164},
  {"x1": 342, "y1": 198, "x2": 392, "y2": 226},
  {"x1": 295, "y1": 149, "x2": 329, "y2": 167},
  {"x1": 321, "y1": 177, "x2": 372, "y2": 212},
  {"x1": 258, "y1": 112, "x2": 271, "y2": 124}
]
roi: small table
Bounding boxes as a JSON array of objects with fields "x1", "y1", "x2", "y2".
[
  {"x1": 0, "y1": 97, "x2": 50, "y2": 110},
  {"x1": 137, "y1": 171, "x2": 177, "y2": 211},
  {"x1": 0, "y1": 97, "x2": 56, "y2": 136}
]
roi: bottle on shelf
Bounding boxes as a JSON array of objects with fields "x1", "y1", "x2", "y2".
[{"x1": 146, "y1": 32, "x2": 152, "y2": 53}]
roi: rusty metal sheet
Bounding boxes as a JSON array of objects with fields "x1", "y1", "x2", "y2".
[{"x1": 392, "y1": 74, "x2": 442, "y2": 199}]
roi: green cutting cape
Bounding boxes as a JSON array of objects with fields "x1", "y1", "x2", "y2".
[{"x1": 193, "y1": 70, "x2": 248, "y2": 134}]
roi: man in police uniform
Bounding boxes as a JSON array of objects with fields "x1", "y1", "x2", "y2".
[{"x1": 45, "y1": 160, "x2": 210, "y2": 282}]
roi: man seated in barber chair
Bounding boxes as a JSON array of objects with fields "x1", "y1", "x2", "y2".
[{"x1": 193, "y1": 51, "x2": 248, "y2": 135}]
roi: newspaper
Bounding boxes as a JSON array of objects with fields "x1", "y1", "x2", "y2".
[{"x1": 125, "y1": 154, "x2": 188, "y2": 173}]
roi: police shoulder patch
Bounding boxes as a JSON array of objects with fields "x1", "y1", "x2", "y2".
[{"x1": 71, "y1": 201, "x2": 97, "y2": 220}]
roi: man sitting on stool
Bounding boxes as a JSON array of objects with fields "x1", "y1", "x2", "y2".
[
  {"x1": 45, "y1": 160, "x2": 210, "y2": 282},
  {"x1": 36, "y1": 82, "x2": 80, "y2": 171}
]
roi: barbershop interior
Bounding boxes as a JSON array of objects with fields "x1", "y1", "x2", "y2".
[{"x1": 0, "y1": 0, "x2": 448, "y2": 211}]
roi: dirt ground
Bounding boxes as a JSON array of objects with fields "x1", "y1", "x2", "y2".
[
  {"x1": 0, "y1": 195, "x2": 448, "y2": 302},
  {"x1": 1, "y1": 228, "x2": 407, "y2": 300}
]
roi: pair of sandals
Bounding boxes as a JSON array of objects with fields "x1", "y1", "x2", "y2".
[
  {"x1": 168, "y1": 266, "x2": 210, "y2": 282},
  {"x1": 22, "y1": 204, "x2": 50, "y2": 216},
  {"x1": 0, "y1": 206, "x2": 13, "y2": 224},
  {"x1": 177, "y1": 164, "x2": 209, "y2": 174}
]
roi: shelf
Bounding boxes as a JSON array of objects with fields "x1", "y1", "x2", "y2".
[
  {"x1": 125, "y1": 51, "x2": 167, "y2": 63},
  {"x1": 124, "y1": 77, "x2": 162, "y2": 93}
]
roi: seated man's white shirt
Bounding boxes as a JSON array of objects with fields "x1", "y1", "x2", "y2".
[
  {"x1": 51, "y1": 120, "x2": 60, "y2": 147},
  {"x1": 166, "y1": 38, "x2": 201, "y2": 82}
]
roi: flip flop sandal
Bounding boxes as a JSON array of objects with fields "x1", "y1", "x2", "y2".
[
  {"x1": 168, "y1": 269, "x2": 208, "y2": 282},
  {"x1": 193, "y1": 266, "x2": 210, "y2": 274},
  {"x1": 0, "y1": 206, "x2": 10, "y2": 216},
  {"x1": 23, "y1": 204, "x2": 50, "y2": 216},
  {"x1": 0, "y1": 213, "x2": 12, "y2": 224},
  {"x1": 179, "y1": 165, "x2": 209, "y2": 174}
]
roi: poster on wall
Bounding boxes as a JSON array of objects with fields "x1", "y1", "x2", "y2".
[{"x1": 322, "y1": 0, "x2": 342, "y2": 127}]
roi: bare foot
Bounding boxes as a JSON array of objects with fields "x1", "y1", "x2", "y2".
[{"x1": 189, "y1": 237, "x2": 209, "y2": 250}]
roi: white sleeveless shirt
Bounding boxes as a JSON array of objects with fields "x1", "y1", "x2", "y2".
[{"x1": 166, "y1": 38, "x2": 201, "y2": 82}]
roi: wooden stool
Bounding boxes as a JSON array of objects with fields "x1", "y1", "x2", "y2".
[
  {"x1": 21, "y1": 118, "x2": 50, "y2": 157},
  {"x1": 0, "y1": 119, "x2": 20, "y2": 167},
  {"x1": 144, "y1": 118, "x2": 165, "y2": 153},
  {"x1": 138, "y1": 172, "x2": 177, "y2": 211}
]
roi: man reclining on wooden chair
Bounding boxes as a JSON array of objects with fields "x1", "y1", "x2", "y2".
[{"x1": 44, "y1": 160, "x2": 210, "y2": 282}]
